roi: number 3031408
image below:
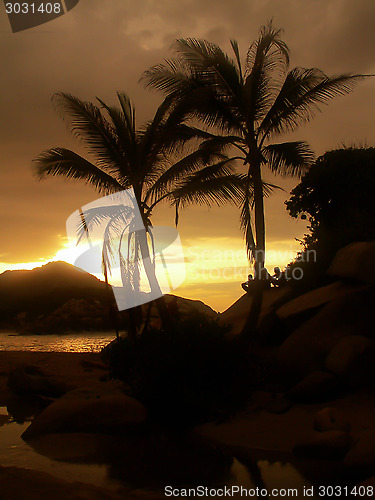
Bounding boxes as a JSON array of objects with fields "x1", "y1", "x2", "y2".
[
  {"x1": 5, "y1": 3, "x2": 62, "y2": 14},
  {"x1": 318, "y1": 485, "x2": 374, "y2": 496}
]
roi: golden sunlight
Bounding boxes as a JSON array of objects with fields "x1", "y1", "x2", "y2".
[{"x1": 0, "y1": 237, "x2": 300, "y2": 312}]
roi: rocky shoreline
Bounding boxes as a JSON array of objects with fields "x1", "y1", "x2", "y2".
[
  {"x1": 1, "y1": 243, "x2": 375, "y2": 498},
  {"x1": 0, "y1": 346, "x2": 374, "y2": 498}
]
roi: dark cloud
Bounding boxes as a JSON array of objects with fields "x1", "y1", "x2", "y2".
[{"x1": 1, "y1": 0, "x2": 374, "y2": 266}]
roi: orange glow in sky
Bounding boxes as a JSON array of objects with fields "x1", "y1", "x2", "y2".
[{"x1": 0, "y1": 237, "x2": 300, "y2": 312}]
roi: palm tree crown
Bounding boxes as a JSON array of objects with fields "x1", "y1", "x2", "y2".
[
  {"x1": 35, "y1": 92, "x2": 244, "y2": 222},
  {"x1": 34, "y1": 92, "x2": 247, "y2": 333},
  {"x1": 142, "y1": 21, "x2": 366, "y2": 336}
]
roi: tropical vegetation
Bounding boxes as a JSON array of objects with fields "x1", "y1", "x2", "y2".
[
  {"x1": 286, "y1": 146, "x2": 375, "y2": 290},
  {"x1": 142, "y1": 21, "x2": 365, "y2": 338},
  {"x1": 34, "y1": 92, "x2": 245, "y2": 334}
]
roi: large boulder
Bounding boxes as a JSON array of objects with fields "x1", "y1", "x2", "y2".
[
  {"x1": 293, "y1": 430, "x2": 351, "y2": 459},
  {"x1": 344, "y1": 431, "x2": 375, "y2": 471},
  {"x1": 276, "y1": 281, "x2": 367, "y2": 326},
  {"x1": 148, "y1": 294, "x2": 218, "y2": 321},
  {"x1": 219, "y1": 288, "x2": 289, "y2": 335},
  {"x1": 286, "y1": 371, "x2": 341, "y2": 403},
  {"x1": 278, "y1": 287, "x2": 375, "y2": 378},
  {"x1": 313, "y1": 407, "x2": 351, "y2": 433},
  {"x1": 325, "y1": 335, "x2": 375, "y2": 387},
  {"x1": 0, "y1": 415, "x2": 10, "y2": 427},
  {"x1": 0, "y1": 465, "x2": 126, "y2": 500},
  {"x1": 7, "y1": 366, "x2": 67, "y2": 398},
  {"x1": 328, "y1": 242, "x2": 375, "y2": 284},
  {"x1": 22, "y1": 386, "x2": 147, "y2": 440}
]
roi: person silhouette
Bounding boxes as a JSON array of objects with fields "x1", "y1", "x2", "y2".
[
  {"x1": 271, "y1": 266, "x2": 287, "y2": 287},
  {"x1": 241, "y1": 274, "x2": 254, "y2": 293}
]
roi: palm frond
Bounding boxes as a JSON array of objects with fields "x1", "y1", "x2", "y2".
[
  {"x1": 34, "y1": 147, "x2": 124, "y2": 194},
  {"x1": 240, "y1": 193, "x2": 256, "y2": 260},
  {"x1": 142, "y1": 58, "x2": 193, "y2": 97},
  {"x1": 263, "y1": 141, "x2": 315, "y2": 177},
  {"x1": 96, "y1": 95, "x2": 136, "y2": 177},
  {"x1": 259, "y1": 68, "x2": 366, "y2": 140},
  {"x1": 246, "y1": 21, "x2": 289, "y2": 74},
  {"x1": 155, "y1": 124, "x2": 217, "y2": 155},
  {"x1": 172, "y1": 172, "x2": 246, "y2": 208},
  {"x1": 144, "y1": 147, "x2": 236, "y2": 205},
  {"x1": 142, "y1": 48, "x2": 245, "y2": 135},
  {"x1": 76, "y1": 204, "x2": 134, "y2": 244},
  {"x1": 174, "y1": 38, "x2": 243, "y2": 102},
  {"x1": 136, "y1": 97, "x2": 174, "y2": 171},
  {"x1": 52, "y1": 93, "x2": 125, "y2": 174},
  {"x1": 262, "y1": 181, "x2": 282, "y2": 197},
  {"x1": 117, "y1": 92, "x2": 136, "y2": 138},
  {"x1": 230, "y1": 39, "x2": 244, "y2": 84},
  {"x1": 243, "y1": 21, "x2": 290, "y2": 125},
  {"x1": 171, "y1": 87, "x2": 245, "y2": 133}
]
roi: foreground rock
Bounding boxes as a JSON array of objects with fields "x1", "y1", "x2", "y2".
[
  {"x1": 325, "y1": 335, "x2": 375, "y2": 387},
  {"x1": 0, "y1": 465, "x2": 164, "y2": 500},
  {"x1": 286, "y1": 371, "x2": 341, "y2": 403},
  {"x1": 278, "y1": 287, "x2": 375, "y2": 378},
  {"x1": 293, "y1": 430, "x2": 351, "y2": 459},
  {"x1": 22, "y1": 386, "x2": 147, "y2": 440},
  {"x1": 313, "y1": 408, "x2": 351, "y2": 433},
  {"x1": 219, "y1": 288, "x2": 289, "y2": 335},
  {"x1": 0, "y1": 466, "x2": 125, "y2": 500},
  {"x1": 343, "y1": 430, "x2": 375, "y2": 471},
  {"x1": 7, "y1": 366, "x2": 67, "y2": 398},
  {"x1": 276, "y1": 281, "x2": 366, "y2": 326},
  {"x1": 327, "y1": 242, "x2": 375, "y2": 285}
]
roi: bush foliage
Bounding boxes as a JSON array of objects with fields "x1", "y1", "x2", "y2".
[
  {"x1": 285, "y1": 147, "x2": 375, "y2": 290},
  {"x1": 103, "y1": 312, "x2": 255, "y2": 425}
]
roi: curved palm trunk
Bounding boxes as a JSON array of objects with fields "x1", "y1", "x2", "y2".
[
  {"x1": 137, "y1": 228, "x2": 171, "y2": 331},
  {"x1": 240, "y1": 162, "x2": 265, "y2": 344},
  {"x1": 103, "y1": 262, "x2": 120, "y2": 341},
  {"x1": 137, "y1": 228, "x2": 163, "y2": 296}
]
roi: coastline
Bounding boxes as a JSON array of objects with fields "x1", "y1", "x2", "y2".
[
  {"x1": 1, "y1": 350, "x2": 375, "y2": 497},
  {"x1": 0, "y1": 350, "x2": 106, "y2": 405}
]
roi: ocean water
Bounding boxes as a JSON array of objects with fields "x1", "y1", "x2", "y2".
[
  {"x1": 0, "y1": 332, "x2": 319, "y2": 496},
  {"x1": 0, "y1": 404, "x2": 314, "y2": 496},
  {"x1": 0, "y1": 331, "x2": 116, "y2": 352}
]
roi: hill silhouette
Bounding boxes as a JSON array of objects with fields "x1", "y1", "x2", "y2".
[
  {"x1": 0, "y1": 261, "x2": 105, "y2": 296},
  {"x1": 0, "y1": 261, "x2": 111, "y2": 333},
  {"x1": 0, "y1": 261, "x2": 216, "y2": 334}
]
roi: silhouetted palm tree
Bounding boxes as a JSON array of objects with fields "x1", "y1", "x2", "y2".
[
  {"x1": 34, "y1": 92, "x2": 245, "y2": 336},
  {"x1": 143, "y1": 21, "x2": 366, "y2": 340}
]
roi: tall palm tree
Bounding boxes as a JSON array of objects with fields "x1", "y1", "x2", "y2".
[
  {"x1": 34, "y1": 92, "x2": 245, "y2": 335},
  {"x1": 142, "y1": 21, "x2": 366, "y2": 340}
]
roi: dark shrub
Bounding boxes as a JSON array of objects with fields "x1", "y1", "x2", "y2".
[
  {"x1": 104, "y1": 312, "x2": 254, "y2": 426},
  {"x1": 285, "y1": 147, "x2": 375, "y2": 293}
]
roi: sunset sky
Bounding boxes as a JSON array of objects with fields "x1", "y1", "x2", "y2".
[{"x1": 1, "y1": 0, "x2": 375, "y2": 311}]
